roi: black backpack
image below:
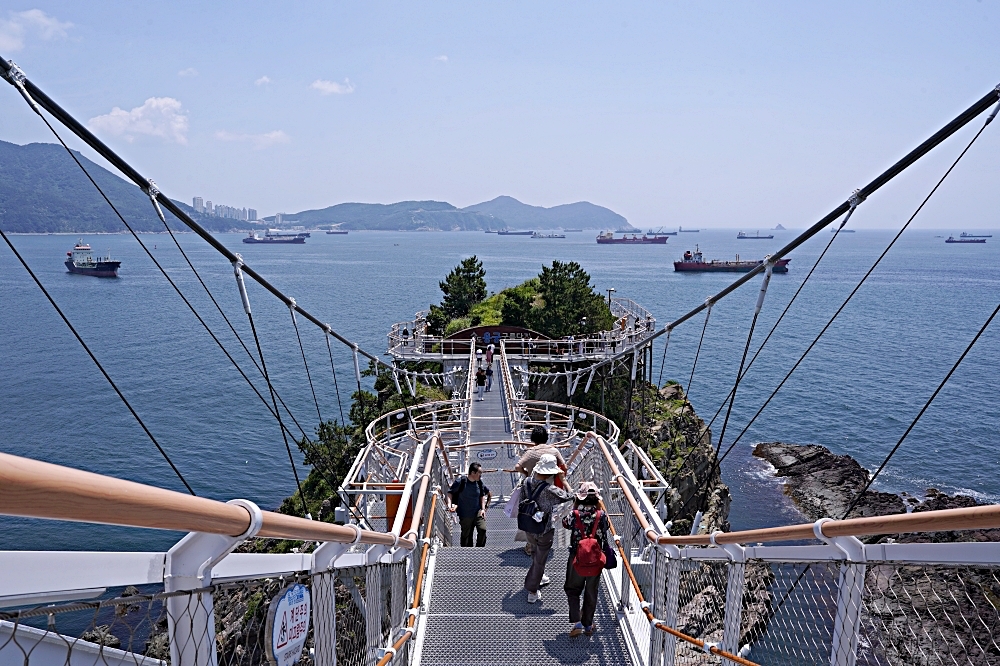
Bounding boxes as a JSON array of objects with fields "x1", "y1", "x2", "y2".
[
  {"x1": 451, "y1": 476, "x2": 485, "y2": 504},
  {"x1": 517, "y1": 480, "x2": 549, "y2": 534}
]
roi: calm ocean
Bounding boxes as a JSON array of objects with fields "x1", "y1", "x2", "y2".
[{"x1": 2, "y1": 228, "x2": 998, "y2": 550}]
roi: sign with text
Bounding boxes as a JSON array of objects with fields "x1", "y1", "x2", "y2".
[
  {"x1": 477, "y1": 449, "x2": 498, "y2": 460},
  {"x1": 266, "y1": 583, "x2": 311, "y2": 666}
]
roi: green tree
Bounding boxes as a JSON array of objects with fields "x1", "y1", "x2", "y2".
[
  {"x1": 500, "y1": 280, "x2": 539, "y2": 329},
  {"x1": 439, "y1": 256, "x2": 487, "y2": 319},
  {"x1": 529, "y1": 260, "x2": 615, "y2": 337}
]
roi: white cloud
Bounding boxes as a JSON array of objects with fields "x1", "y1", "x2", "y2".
[
  {"x1": 434, "y1": 55, "x2": 448, "y2": 62},
  {"x1": 88, "y1": 97, "x2": 189, "y2": 145},
  {"x1": 311, "y1": 78, "x2": 355, "y2": 95},
  {"x1": 0, "y1": 9, "x2": 71, "y2": 52},
  {"x1": 177, "y1": 67, "x2": 198, "y2": 77},
  {"x1": 255, "y1": 75, "x2": 271, "y2": 86},
  {"x1": 214, "y1": 129, "x2": 289, "y2": 150}
]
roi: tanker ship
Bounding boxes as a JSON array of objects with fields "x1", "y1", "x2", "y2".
[
  {"x1": 673, "y1": 246, "x2": 789, "y2": 272},
  {"x1": 64, "y1": 240, "x2": 120, "y2": 277},
  {"x1": 596, "y1": 231, "x2": 667, "y2": 244}
]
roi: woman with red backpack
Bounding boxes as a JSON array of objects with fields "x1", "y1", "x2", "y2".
[{"x1": 561, "y1": 481, "x2": 610, "y2": 637}]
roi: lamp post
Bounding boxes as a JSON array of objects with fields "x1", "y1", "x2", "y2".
[{"x1": 606, "y1": 287, "x2": 616, "y2": 309}]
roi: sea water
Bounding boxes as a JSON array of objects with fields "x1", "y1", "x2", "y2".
[{"x1": 1, "y1": 228, "x2": 998, "y2": 550}]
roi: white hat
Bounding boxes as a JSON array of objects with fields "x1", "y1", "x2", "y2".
[
  {"x1": 575, "y1": 481, "x2": 602, "y2": 501},
  {"x1": 533, "y1": 453, "x2": 561, "y2": 476}
]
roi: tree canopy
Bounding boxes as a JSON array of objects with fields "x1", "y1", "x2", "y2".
[
  {"x1": 529, "y1": 260, "x2": 615, "y2": 337},
  {"x1": 427, "y1": 256, "x2": 487, "y2": 334}
]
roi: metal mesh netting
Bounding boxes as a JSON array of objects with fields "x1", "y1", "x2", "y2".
[{"x1": 0, "y1": 560, "x2": 414, "y2": 666}]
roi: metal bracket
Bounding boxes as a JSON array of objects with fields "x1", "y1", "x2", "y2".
[
  {"x1": 312, "y1": 523, "x2": 361, "y2": 573},
  {"x1": 709, "y1": 532, "x2": 746, "y2": 563},
  {"x1": 164, "y1": 499, "x2": 263, "y2": 592},
  {"x1": 848, "y1": 188, "x2": 865, "y2": 210},
  {"x1": 4, "y1": 60, "x2": 26, "y2": 84},
  {"x1": 813, "y1": 517, "x2": 866, "y2": 562}
]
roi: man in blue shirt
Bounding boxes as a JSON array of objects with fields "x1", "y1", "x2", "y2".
[{"x1": 448, "y1": 462, "x2": 492, "y2": 547}]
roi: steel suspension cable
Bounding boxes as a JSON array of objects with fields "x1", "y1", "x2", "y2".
[
  {"x1": 715, "y1": 106, "x2": 997, "y2": 471},
  {"x1": 289, "y1": 301, "x2": 322, "y2": 422},
  {"x1": 656, "y1": 328, "x2": 671, "y2": 387},
  {"x1": 325, "y1": 333, "x2": 347, "y2": 424},
  {"x1": 0, "y1": 227, "x2": 195, "y2": 494},
  {"x1": 685, "y1": 303, "x2": 712, "y2": 398}
]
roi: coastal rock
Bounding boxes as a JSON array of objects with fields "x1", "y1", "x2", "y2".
[
  {"x1": 753, "y1": 442, "x2": 904, "y2": 522},
  {"x1": 80, "y1": 625, "x2": 121, "y2": 649}
]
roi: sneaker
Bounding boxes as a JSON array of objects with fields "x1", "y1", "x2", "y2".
[
  {"x1": 527, "y1": 590, "x2": 540, "y2": 603},
  {"x1": 539, "y1": 574, "x2": 551, "y2": 587},
  {"x1": 584, "y1": 625, "x2": 595, "y2": 636},
  {"x1": 569, "y1": 623, "x2": 584, "y2": 637}
]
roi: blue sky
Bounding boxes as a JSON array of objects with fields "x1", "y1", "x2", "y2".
[{"x1": 1, "y1": 2, "x2": 998, "y2": 229}]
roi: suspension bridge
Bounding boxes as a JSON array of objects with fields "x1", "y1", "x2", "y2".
[{"x1": 2, "y1": 58, "x2": 1000, "y2": 666}]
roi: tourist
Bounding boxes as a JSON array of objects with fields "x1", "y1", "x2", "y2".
[
  {"x1": 475, "y1": 366, "x2": 487, "y2": 401},
  {"x1": 562, "y1": 482, "x2": 609, "y2": 637},
  {"x1": 486, "y1": 343, "x2": 495, "y2": 365},
  {"x1": 448, "y1": 462, "x2": 491, "y2": 547},
  {"x1": 485, "y1": 365, "x2": 494, "y2": 392},
  {"x1": 522, "y1": 454, "x2": 574, "y2": 603},
  {"x1": 514, "y1": 426, "x2": 568, "y2": 556},
  {"x1": 401, "y1": 326, "x2": 410, "y2": 347}
]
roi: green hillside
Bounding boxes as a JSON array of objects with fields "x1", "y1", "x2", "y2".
[{"x1": 0, "y1": 140, "x2": 241, "y2": 234}]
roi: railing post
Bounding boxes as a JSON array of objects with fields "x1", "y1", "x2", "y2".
[
  {"x1": 713, "y1": 535, "x2": 746, "y2": 656},
  {"x1": 817, "y1": 519, "x2": 866, "y2": 666},
  {"x1": 164, "y1": 499, "x2": 262, "y2": 666}
]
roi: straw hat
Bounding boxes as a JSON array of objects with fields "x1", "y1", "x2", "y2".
[
  {"x1": 533, "y1": 453, "x2": 561, "y2": 476},
  {"x1": 575, "y1": 481, "x2": 602, "y2": 501}
]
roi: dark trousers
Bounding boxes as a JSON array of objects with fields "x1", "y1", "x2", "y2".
[
  {"x1": 524, "y1": 529, "x2": 555, "y2": 592},
  {"x1": 564, "y1": 557, "x2": 601, "y2": 626},
  {"x1": 459, "y1": 515, "x2": 487, "y2": 547}
]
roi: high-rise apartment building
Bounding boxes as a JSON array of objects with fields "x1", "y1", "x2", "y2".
[
  {"x1": 192, "y1": 197, "x2": 204, "y2": 213},
  {"x1": 248, "y1": 209, "x2": 257, "y2": 221}
]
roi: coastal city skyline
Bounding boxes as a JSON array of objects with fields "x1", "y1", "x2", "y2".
[{"x1": 1, "y1": 3, "x2": 998, "y2": 229}]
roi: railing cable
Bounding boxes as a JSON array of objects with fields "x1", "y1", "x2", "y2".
[
  {"x1": 0, "y1": 227, "x2": 195, "y2": 494},
  {"x1": 289, "y1": 299, "x2": 322, "y2": 422},
  {"x1": 233, "y1": 261, "x2": 310, "y2": 517},
  {"x1": 325, "y1": 331, "x2": 347, "y2": 424},
  {"x1": 685, "y1": 301, "x2": 712, "y2": 397}
]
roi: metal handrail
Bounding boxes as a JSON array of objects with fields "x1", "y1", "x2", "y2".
[{"x1": 0, "y1": 451, "x2": 415, "y2": 549}]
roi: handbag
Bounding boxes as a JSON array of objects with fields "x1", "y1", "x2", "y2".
[
  {"x1": 602, "y1": 538, "x2": 618, "y2": 569},
  {"x1": 504, "y1": 484, "x2": 522, "y2": 518}
]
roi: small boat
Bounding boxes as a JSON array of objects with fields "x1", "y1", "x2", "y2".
[
  {"x1": 65, "y1": 240, "x2": 120, "y2": 277},
  {"x1": 596, "y1": 231, "x2": 667, "y2": 245},
  {"x1": 243, "y1": 232, "x2": 305, "y2": 244},
  {"x1": 945, "y1": 236, "x2": 985, "y2": 244},
  {"x1": 326, "y1": 230, "x2": 349, "y2": 235},
  {"x1": 674, "y1": 245, "x2": 790, "y2": 273},
  {"x1": 497, "y1": 229, "x2": 535, "y2": 236},
  {"x1": 960, "y1": 232, "x2": 993, "y2": 238},
  {"x1": 678, "y1": 226, "x2": 699, "y2": 233},
  {"x1": 737, "y1": 231, "x2": 774, "y2": 240},
  {"x1": 531, "y1": 232, "x2": 565, "y2": 239}
]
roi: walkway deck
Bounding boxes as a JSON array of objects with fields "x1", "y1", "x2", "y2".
[{"x1": 417, "y1": 359, "x2": 633, "y2": 666}]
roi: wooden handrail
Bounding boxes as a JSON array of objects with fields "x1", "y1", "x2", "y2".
[{"x1": 0, "y1": 452, "x2": 413, "y2": 549}]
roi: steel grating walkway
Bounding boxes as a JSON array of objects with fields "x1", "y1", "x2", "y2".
[{"x1": 416, "y1": 359, "x2": 633, "y2": 666}]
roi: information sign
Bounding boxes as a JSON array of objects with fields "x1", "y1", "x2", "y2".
[
  {"x1": 477, "y1": 449, "x2": 498, "y2": 460},
  {"x1": 266, "y1": 583, "x2": 311, "y2": 666}
]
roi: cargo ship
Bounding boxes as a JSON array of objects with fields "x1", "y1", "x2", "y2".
[
  {"x1": 65, "y1": 240, "x2": 121, "y2": 277},
  {"x1": 737, "y1": 231, "x2": 774, "y2": 240},
  {"x1": 325, "y1": 230, "x2": 349, "y2": 235},
  {"x1": 531, "y1": 232, "x2": 565, "y2": 239},
  {"x1": 596, "y1": 231, "x2": 667, "y2": 244},
  {"x1": 243, "y1": 232, "x2": 305, "y2": 244},
  {"x1": 945, "y1": 236, "x2": 985, "y2": 244},
  {"x1": 673, "y1": 246, "x2": 789, "y2": 273},
  {"x1": 497, "y1": 229, "x2": 534, "y2": 236},
  {"x1": 960, "y1": 232, "x2": 992, "y2": 238},
  {"x1": 678, "y1": 226, "x2": 699, "y2": 232}
]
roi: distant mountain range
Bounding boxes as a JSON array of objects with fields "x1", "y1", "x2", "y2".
[
  {"x1": 269, "y1": 195, "x2": 632, "y2": 231},
  {"x1": 0, "y1": 140, "x2": 633, "y2": 233}
]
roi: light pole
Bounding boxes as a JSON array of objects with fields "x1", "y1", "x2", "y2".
[{"x1": 606, "y1": 287, "x2": 615, "y2": 309}]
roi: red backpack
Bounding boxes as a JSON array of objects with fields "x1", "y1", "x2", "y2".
[{"x1": 571, "y1": 510, "x2": 606, "y2": 577}]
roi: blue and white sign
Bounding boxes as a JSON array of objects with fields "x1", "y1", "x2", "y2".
[
  {"x1": 266, "y1": 583, "x2": 311, "y2": 666},
  {"x1": 477, "y1": 449, "x2": 498, "y2": 460}
]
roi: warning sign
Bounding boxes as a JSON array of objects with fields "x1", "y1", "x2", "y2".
[{"x1": 266, "y1": 583, "x2": 311, "y2": 666}]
